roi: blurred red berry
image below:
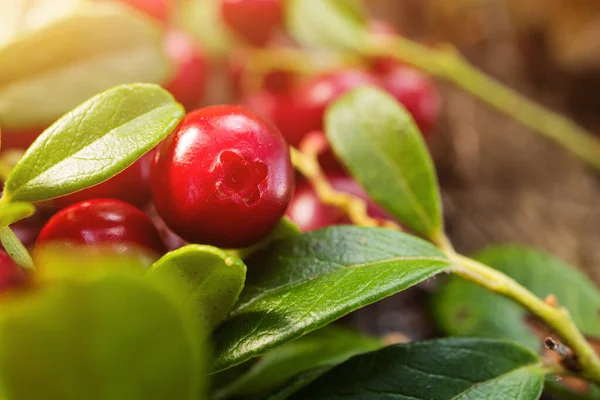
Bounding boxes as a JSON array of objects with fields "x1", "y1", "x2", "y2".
[
  {"x1": 0, "y1": 251, "x2": 25, "y2": 293},
  {"x1": 1, "y1": 126, "x2": 45, "y2": 150},
  {"x1": 299, "y1": 131, "x2": 345, "y2": 174},
  {"x1": 163, "y1": 30, "x2": 208, "y2": 110},
  {"x1": 228, "y1": 50, "x2": 294, "y2": 96},
  {"x1": 286, "y1": 176, "x2": 392, "y2": 232},
  {"x1": 380, "y1": 65, "x2": 441, "y2": 136},
  {"x1": 221, "y1": 0, "x2": 283, "y2": 46}
]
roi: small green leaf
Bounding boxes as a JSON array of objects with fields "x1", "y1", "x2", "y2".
[
  {"x1": 433, "y1": 245, "x2": 600, "y2": 350},
  {"x1": 0, "y1": 226, "x2": 33, "y2": 270},
  {"x1": 149, "y1": 245, "x2": 246, "y2": 332},
  {"x1": 325, "y1": 87, "x2": 443, "y2": 240},
  {"x1": 290, "y1": 338, "x2": 545, "y2": 400},
  {"x1": 211, "y1": 226, "x2": 451, "y2": 372},
  {"x1": 0, "y1": 201, "x2": 34, "y2": 228},
  {"x1": 0, "y1": 266, "x2": 203, "y2": 400},
  {"x1": 0, "y1": 2, "x2": 171, "y2": 131},
  {"x1": 213, "y1": 326, "x2": 382, "y2": 399},
  {"x1": 3, "y1": 83, "x2": 184, "y2": 202},
  {"x1": 285, "y1": 0, "x2": 367, "y2": 50}
]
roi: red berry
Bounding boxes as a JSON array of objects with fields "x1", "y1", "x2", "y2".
[
  {"x1": 6, "y1": 211, "x2": 54, "y2": 250},
  {"x1": 0, "y1": 251, "x2": 24, "y2": 293},
  {"x1": 36, "y1": 199, "x2": 166, "y2": 257},
  {"x1": 380, "y1": 65, "x2": 441, "y2": 136},
  {"x1": 1, "y1": 126, "x2": 45, "y2": 150},
  {"x1": 150, "y1": 105, "x2": 294, "y2": 248},
  {"x1": 41, "y1": 152, "x2": 152, "y2": 210},
  {"x1": 98, "y1": 0, "x2": 173, "y2": 23},
  {"x1": 244, "y1": 69, "x2": 380, "y2": 146},
  {"x1": 299, "y1": 131, "x2": 345, "y2": 174},
  {"x1": 286, "y1": 176, "x2": 392, "y2": 232},
  {"x1": 228, "y1": 50, "x2": 294, "y2": 96},
  {"x1": 221, "y1": 0, "x2": 283, "y2": 46},
  {"x1": 163, "y1": 30, "x2": 208, "y2": 110}
]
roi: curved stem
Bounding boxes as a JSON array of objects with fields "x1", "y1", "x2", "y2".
[
  {"x1": 440, "y1": 241, "x2": 600, "y2": 383},
  {"x1": 290, "y1": 147, "x2": 400, "y2": 230},
  {"x1": 364, "y1": 36, "x2": 600, "y2": 170}
]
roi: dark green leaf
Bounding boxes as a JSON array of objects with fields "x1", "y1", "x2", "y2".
[
  {"x1": 263, "y1": 366, "x2": 332, "y2": 400},
  {"x1": 0, "y1": 226, "x2": 33, "y2": 269},
  {"x1": 325, "y1": 87, "x2": 443, "y2": 240},
  {"x1": 0, "y1": 266, "x2": 203, "y2": 400},
  {"x1": 211, "y1": 226, "x2": 451, "y2": 372},
  {"x1": 148, "y1": 245, "x2": 246, "y2": 332},
  {"x1": 0, "y1": 202, "x2": 34, "y2": 228},
  {"x1": 3, "y1": 83, "x2": 184, "y2": 202},
  {"x1": 433, "y1": 245, "x2": 600, "y2": 350},
  {"x1": 285, "y1": 0, "x2": 367, "y2": 50},
  {"x1": 291, "y1": 338, "x2": 545, "y2": 400},
  {"x1": 214, "y1": 326, "x2": 382, "y2": 399}
]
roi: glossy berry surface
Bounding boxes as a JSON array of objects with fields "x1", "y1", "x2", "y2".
[
  {"x1": 151, "y1": 105, "x2": 294, "y2": 248},
  {"x1": 0, "y1": 250, "x2": 24, "y2": 293},
  {"x1": 245, "y1": 69, "x2": 380, "y2": 146},
  {"x1": 380, "y1": 65, "x2": 441, "y2": 136},
  {"x1": 221, "y1": 0, "x2": 283, "y2": 46},
  {"x1": 42, "y1": 153, "x2": 152, "y2": 209},
  {"x1": 286, "y1": 176, "x2": 392, "y2": 232},
  {"x1": 36, "y1": 199, "x2": 166, "y2": 256},
  {"x1": 163, "y1": 30, "x2": 208, "y2": 111}
]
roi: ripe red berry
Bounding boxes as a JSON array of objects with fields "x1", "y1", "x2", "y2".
[
  {"x1": 98, "y1": 0, "x2": 173, "y2": 23},
  {"x1": 221, "y1": 0, "x2": 283, "y2": 46},
  {"x1": 244, "y1": 69, "x2": 381, "y2": 146},
  {"x1": 380, "y1": 65, "x2": 441, "y2": 136},
  {"x1": 41, "y1": 152, "x2": 153, "y2": 210},
  {"x1": 286, "y1": 176, "x2": 392, "y2": 232},
  {"x1": 36, "y1": 199, "x2": 166, "y2": 258},
  {"x1": 7, "y1": 211, "x2": 54, "y2": 250},
  {"x1": 299, "y1": 131, "x2": 345, "y2": 174},
  {"x1": 150, "y1": 105, "x2": 294, "y2": 248},
  {"x1": 0, "y1": 251, "x2": 25, "y2": 293},
  {"x1": 163, "y1": 30, "x2": 208, "y2": 111},
  {"x1": 1, "y1": 126, "x2": 45, "y2": 150}
]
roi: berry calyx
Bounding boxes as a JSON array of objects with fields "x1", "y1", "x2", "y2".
[
  {"x1": 286, "y1": 176, "x2": 392, "y2": 232},
  {"x1": 150, "y1": 105, "x2": 294, "y2": 248},
  {"x1": 36, "y1": 199, "x2": 166, "y2": 259},
  {"x1": 163, "y1": 30, "x2": 208, "y2": 111},
  {"x1": 0, "y1": 251, "x2": 25, "y2": 293},
  {"x1": 380, "y1": 65, "x2": 441, "y2": 136},
  {"x1": 221, "y1": 0, "x2": 283, "y2": 46}
]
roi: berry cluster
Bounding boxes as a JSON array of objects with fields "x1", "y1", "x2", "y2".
[{"x1": 0, "y1": 0, "x2": 440, "y2": 292}]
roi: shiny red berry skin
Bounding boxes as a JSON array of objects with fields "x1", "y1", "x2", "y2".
[
  {"x1": 380, "y1": 65, "x2": 441, "y2": 136},
  {"x1": 244, "y1": 69, "x2": 381, "y2": 146},
  {"x1": 42, "y1": 153, "x2": 152, "y2": 210},
  {"x1": 36, "y1": 199, "x2": 166, "y2": 256},
  {"x1": 150, "y1": 105, "x2": 294, "y2": 248},
  {"x1": 286, "y1": 176, "x2": 392, "y2": 232},
  {"x1": 221, "y1": 0, "x2": 283, "y2": 46},
  {"x1": 0, "y1": 251, "x2": 24, "y2": 293},
  {"x1": 163, "y1": 30, "x2": 208, "y2": 110}
]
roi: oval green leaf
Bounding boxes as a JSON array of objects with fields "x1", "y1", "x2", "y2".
[
  {"x1": 211, "y1": 226, "x2": 451, "y2": 372},
  {"x1": 0, "y1": 202, "x2": 34, "y2": 228},
  {"x1": 0, "y1": 2, "x2": 171, "y2": 131},
  {"x1": 285, "y1": 0, "x2": 367, "y2": 50},
  {"x1": 3, "y1": 83, "x2": 184, "y2": 202},
  {"x1": 0, "y1": 267, "x2": 203, "y2": 399},
  {"x1": 213, "y1": 326, "x2": 382, "y2": 399},
  {"x1": 325, "y1": 87, "x2": 443, "y2": 240},
  {"x1": 149, "y1": 245, "x2": 246, "y2": 332},
  {"x1": 433, "y1": 245, "x2": 600, "y2": 350},
  {"x1": 290, "y1": 338, "x2": 545, "y2": 400}
]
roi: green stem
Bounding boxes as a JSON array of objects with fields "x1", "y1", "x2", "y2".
[
  {"x1": 365, "y1": 36, "x2": 600, "y2": 170},
  {"x1": 441, "y1": 243, "x2": 600, "y2": 383}
]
